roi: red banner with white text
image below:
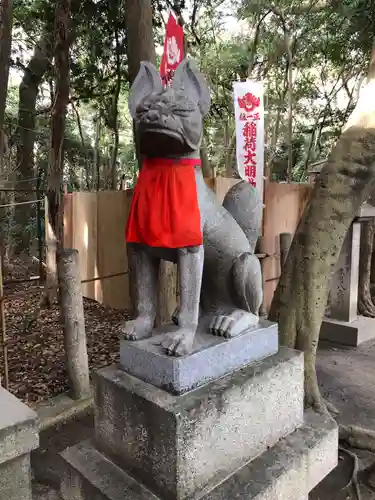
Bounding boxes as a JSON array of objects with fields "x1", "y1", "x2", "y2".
[{"x1": 160, "y1": 12, "x2": 184, "y2": 87}]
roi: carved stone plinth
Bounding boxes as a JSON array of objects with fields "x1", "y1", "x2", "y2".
[
  {"x1": 120, "y1": 320, "x2": 278, "y2": 394},
  {"x1": 0, "y1": 388, "x2": 39, "y2": 500},
  {"x1": 321, "y1": 219, "x2": 375, "y2": 346},
  {"x1": 60, "y1": 338, "x2": 338, "y2": 500},
  {"x1": 325, "y1": 222, "x2": 360, "y2": 324}
]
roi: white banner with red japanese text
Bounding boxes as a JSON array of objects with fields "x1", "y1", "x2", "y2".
[{"x1": 233, "y1": 81, "x2": 264, "y2": 202}]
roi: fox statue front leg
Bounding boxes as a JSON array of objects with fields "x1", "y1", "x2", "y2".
[
  {"x1": 122, "y1": 244, "x2": 204, "y2": 357},
  {"x1": 161, "y1": 246, "x2": 204, "y2": 356},
  {"x1": 121, "y1": 245, "x2": 159, "y2": 341}
]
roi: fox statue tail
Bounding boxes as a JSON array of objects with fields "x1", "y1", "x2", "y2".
[
  {"x1": 223, "y1": 182, "x2": 263, "y2": 315},
  {"x1": 222, "y1": 181, "x2": 263, "y2": 253}
]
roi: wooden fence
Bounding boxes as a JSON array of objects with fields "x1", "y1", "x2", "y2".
[
  {"x1": 62, "y1": 179, "x2": 313, "y2": 313},
  {"x1": 63, "y1": 190, "x2": 133, "y2": 310},
  {"x1": 262, "y1": 182, "x2": 313, "y2": 309}
]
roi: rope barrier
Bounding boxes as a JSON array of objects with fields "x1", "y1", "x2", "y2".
[{"x1": 0, "y1": 199, "x2": 43, "y2": 209}]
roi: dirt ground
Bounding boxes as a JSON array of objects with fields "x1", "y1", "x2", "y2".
[
  {"x1": 311, "y1": 338, "x2": 375, "y2": 500},
  {"x1": 29, "y1": 336, "x2": 375, "y2": 500},
  {"x1": 1, "y1": 258, "x2": 128, "y2": 403}
]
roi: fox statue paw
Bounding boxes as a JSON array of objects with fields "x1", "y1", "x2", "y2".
[
  {"x1": 161, "y1": 327, "x2": 196, "y2": 357},
  {"x1": 209, "y1": 310, "x2": 259, "y2": 338},
  {"x1": 120, "y1": 316, "x2": 154, "y2": 341}
]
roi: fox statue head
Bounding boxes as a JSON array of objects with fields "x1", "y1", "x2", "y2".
[{"x1": 128, "y1": 58, "x2": 211, "y2": 157}]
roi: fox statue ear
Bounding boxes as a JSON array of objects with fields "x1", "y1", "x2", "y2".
[
  {"x1": 128, "y1": 61, "x2": 163, "y2": 118},
  {"x1": 172, "y1": 58, "x2": 211, "y2": 116}
]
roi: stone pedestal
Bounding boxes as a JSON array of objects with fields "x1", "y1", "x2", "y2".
[
  {"x1": 320, "y1": 216, "x2": 375, "y2": 346},
  {"x1": 119, "y1": 320, "x2": 279, "y2": 394},
  {"x1": 325, "y1": 222, "x2": 360, "y2": 324},
  {"x1": 0, "y1": 387, "x2": 39, "y2": 500},
  {"x1": 60, "y1": 323, "x2": 338, "y2": 500}
]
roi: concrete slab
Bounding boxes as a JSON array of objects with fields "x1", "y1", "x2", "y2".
[
  {"x1": 320, "y1": 316, "x2": 375, "y2": 347},
  {"x1": 60, "y1": 410, "x2": 337, "y2": 500},
  {"x1": 94, "y1": 347, "x2": 303, "y2": 500},
  {"x1": 0, "y1": 388, "x2": 39, "y2": 500},
  {"x1": 0, "y1": 387, "x2": 39, "y2": 465},
  {"x1": 34, "y1": 392, "x2": 93, "y2": 432},
  {"x1": 0, "y1": 454, "x2": 33, "y2": 500},
  {"x1": 120, "y1": 319, "x2": 278, "y2": 394}
]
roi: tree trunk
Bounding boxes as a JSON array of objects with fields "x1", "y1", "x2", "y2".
[
  {"x1": 57, "y1": 248, "x2": 90, "y2": 399},
  {"x1": 125, "y1": 0, "x2": 155, "y2": 169},
  {"x1": 110, "y1": 28, "x2": 122, "y2": 190},
  {"x1": 371, "y1": 231, "x2": 375, "y2": 287},
  {"x1": 125, "y1": 0, "x2": 178, "y2": 325},
  {"x1": 94, "y1": 113, "x2": 101, "y2": 190},
  {"x1": 125, "y1": 0, "x2": 156, "y2": 83},
  {"x1": 17, "y1": 33, "x2": 53, "y2": 178},
  {"x1": 0, "y1": 0, "x2": 12, "y2": 133},
  {"x1": 0, "y1": 0, "x2": 12, "y2": 267},
  {"x1": 268, "y1": 39, "x2": 375, "y2": 412},
  {"x1": 43, "y1": 0, "x2": 72, "y2": 307},
  {"x1": 358, "y1": 220, "x2": 375, "y2": 316},
  {"x1": 156, "y1": 262, "x2": 178, "y2": 326},
  {"x1": 14, "y1": 33, "x2": 53, "y2": 252},
  {"x1": 200, "y1": 139, "x2": 213, "y2": 178},
  {"x1": 279, "y1": 232, "x2": 292, "y2": 269},
  {"x1": 286, "y1": 37, "x2": 293, "y2": 183},
  {"x1": 224, "y1": 131, "x2": 238, "y2": 178}
]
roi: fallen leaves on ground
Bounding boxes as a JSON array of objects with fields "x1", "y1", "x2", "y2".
[{"x1": 0, "y1": 275, "x2": 129, "y2": 404}]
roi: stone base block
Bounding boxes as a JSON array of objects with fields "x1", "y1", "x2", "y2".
[
  {"x1": 0, "y1": 454, "x2": 32, "y2": 500},
  {"x1": 0, "y1": 387, "x2": 39, "y2": 500},
  {"x1": 94, "y1": 347, "x2": 303, "y2": 500},
  {"x1": 320, "y1": 316, "x2": 375, "y2": 346},
  {"x1": 60, "y1": 410, "x2": 338, "y2": 500},
  {"x1": 120, "y1": 319, "x2": 278, "y2": 394}
]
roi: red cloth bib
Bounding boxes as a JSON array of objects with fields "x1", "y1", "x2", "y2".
[{"x1": 126, "y1": 157, "x2": 202, "y2": 248}]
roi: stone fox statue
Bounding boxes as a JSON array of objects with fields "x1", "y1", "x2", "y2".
[{"x1": 122, "y1": 58, "x2": 263, "y2": 357}]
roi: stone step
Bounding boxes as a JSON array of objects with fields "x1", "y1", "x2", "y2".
[
  {"x1": 93, "y1": 347, "x2": 304, "y2": 499},
  {"x1": 0, "y1": 387, "x2": 39, "y2": 500},
  {"x1": 60, "y1": 410, "x2": 338, "y2": 500}
]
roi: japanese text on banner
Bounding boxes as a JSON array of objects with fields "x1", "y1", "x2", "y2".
[{"x1": 233, "y1": 81, "x2": 264, "y2": 201}]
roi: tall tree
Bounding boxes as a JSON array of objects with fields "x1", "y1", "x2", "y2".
[
  {"x1": 125, "y1": 0, "x2": 156, "y2": 83},
  {"x1": 16, "y1": 33, "x2": 53, "y2": 182},
  {"x1": 268, "y1": 36, "x2": 375, "y2": 413},
  {"x1": 13, "y1": 33, "x2": 54, "y2": 251},
  {"x1": 0, "y1": 0, "x2": 12, "y2": 265},
  {"x1": 0, "y1": 0, "x2": 12, "y2": 138},
  {"x1": 43, "y1": 0, "x2": 72, "y2": 307}
]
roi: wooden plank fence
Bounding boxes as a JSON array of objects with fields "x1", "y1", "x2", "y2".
[{"x1": 61, "y1": 179, "x2": 313, "y2": 313}]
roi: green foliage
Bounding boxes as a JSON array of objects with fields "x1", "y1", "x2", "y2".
[{"x1": 4, "y1": 0, "x2": 375, "y2": 195}]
